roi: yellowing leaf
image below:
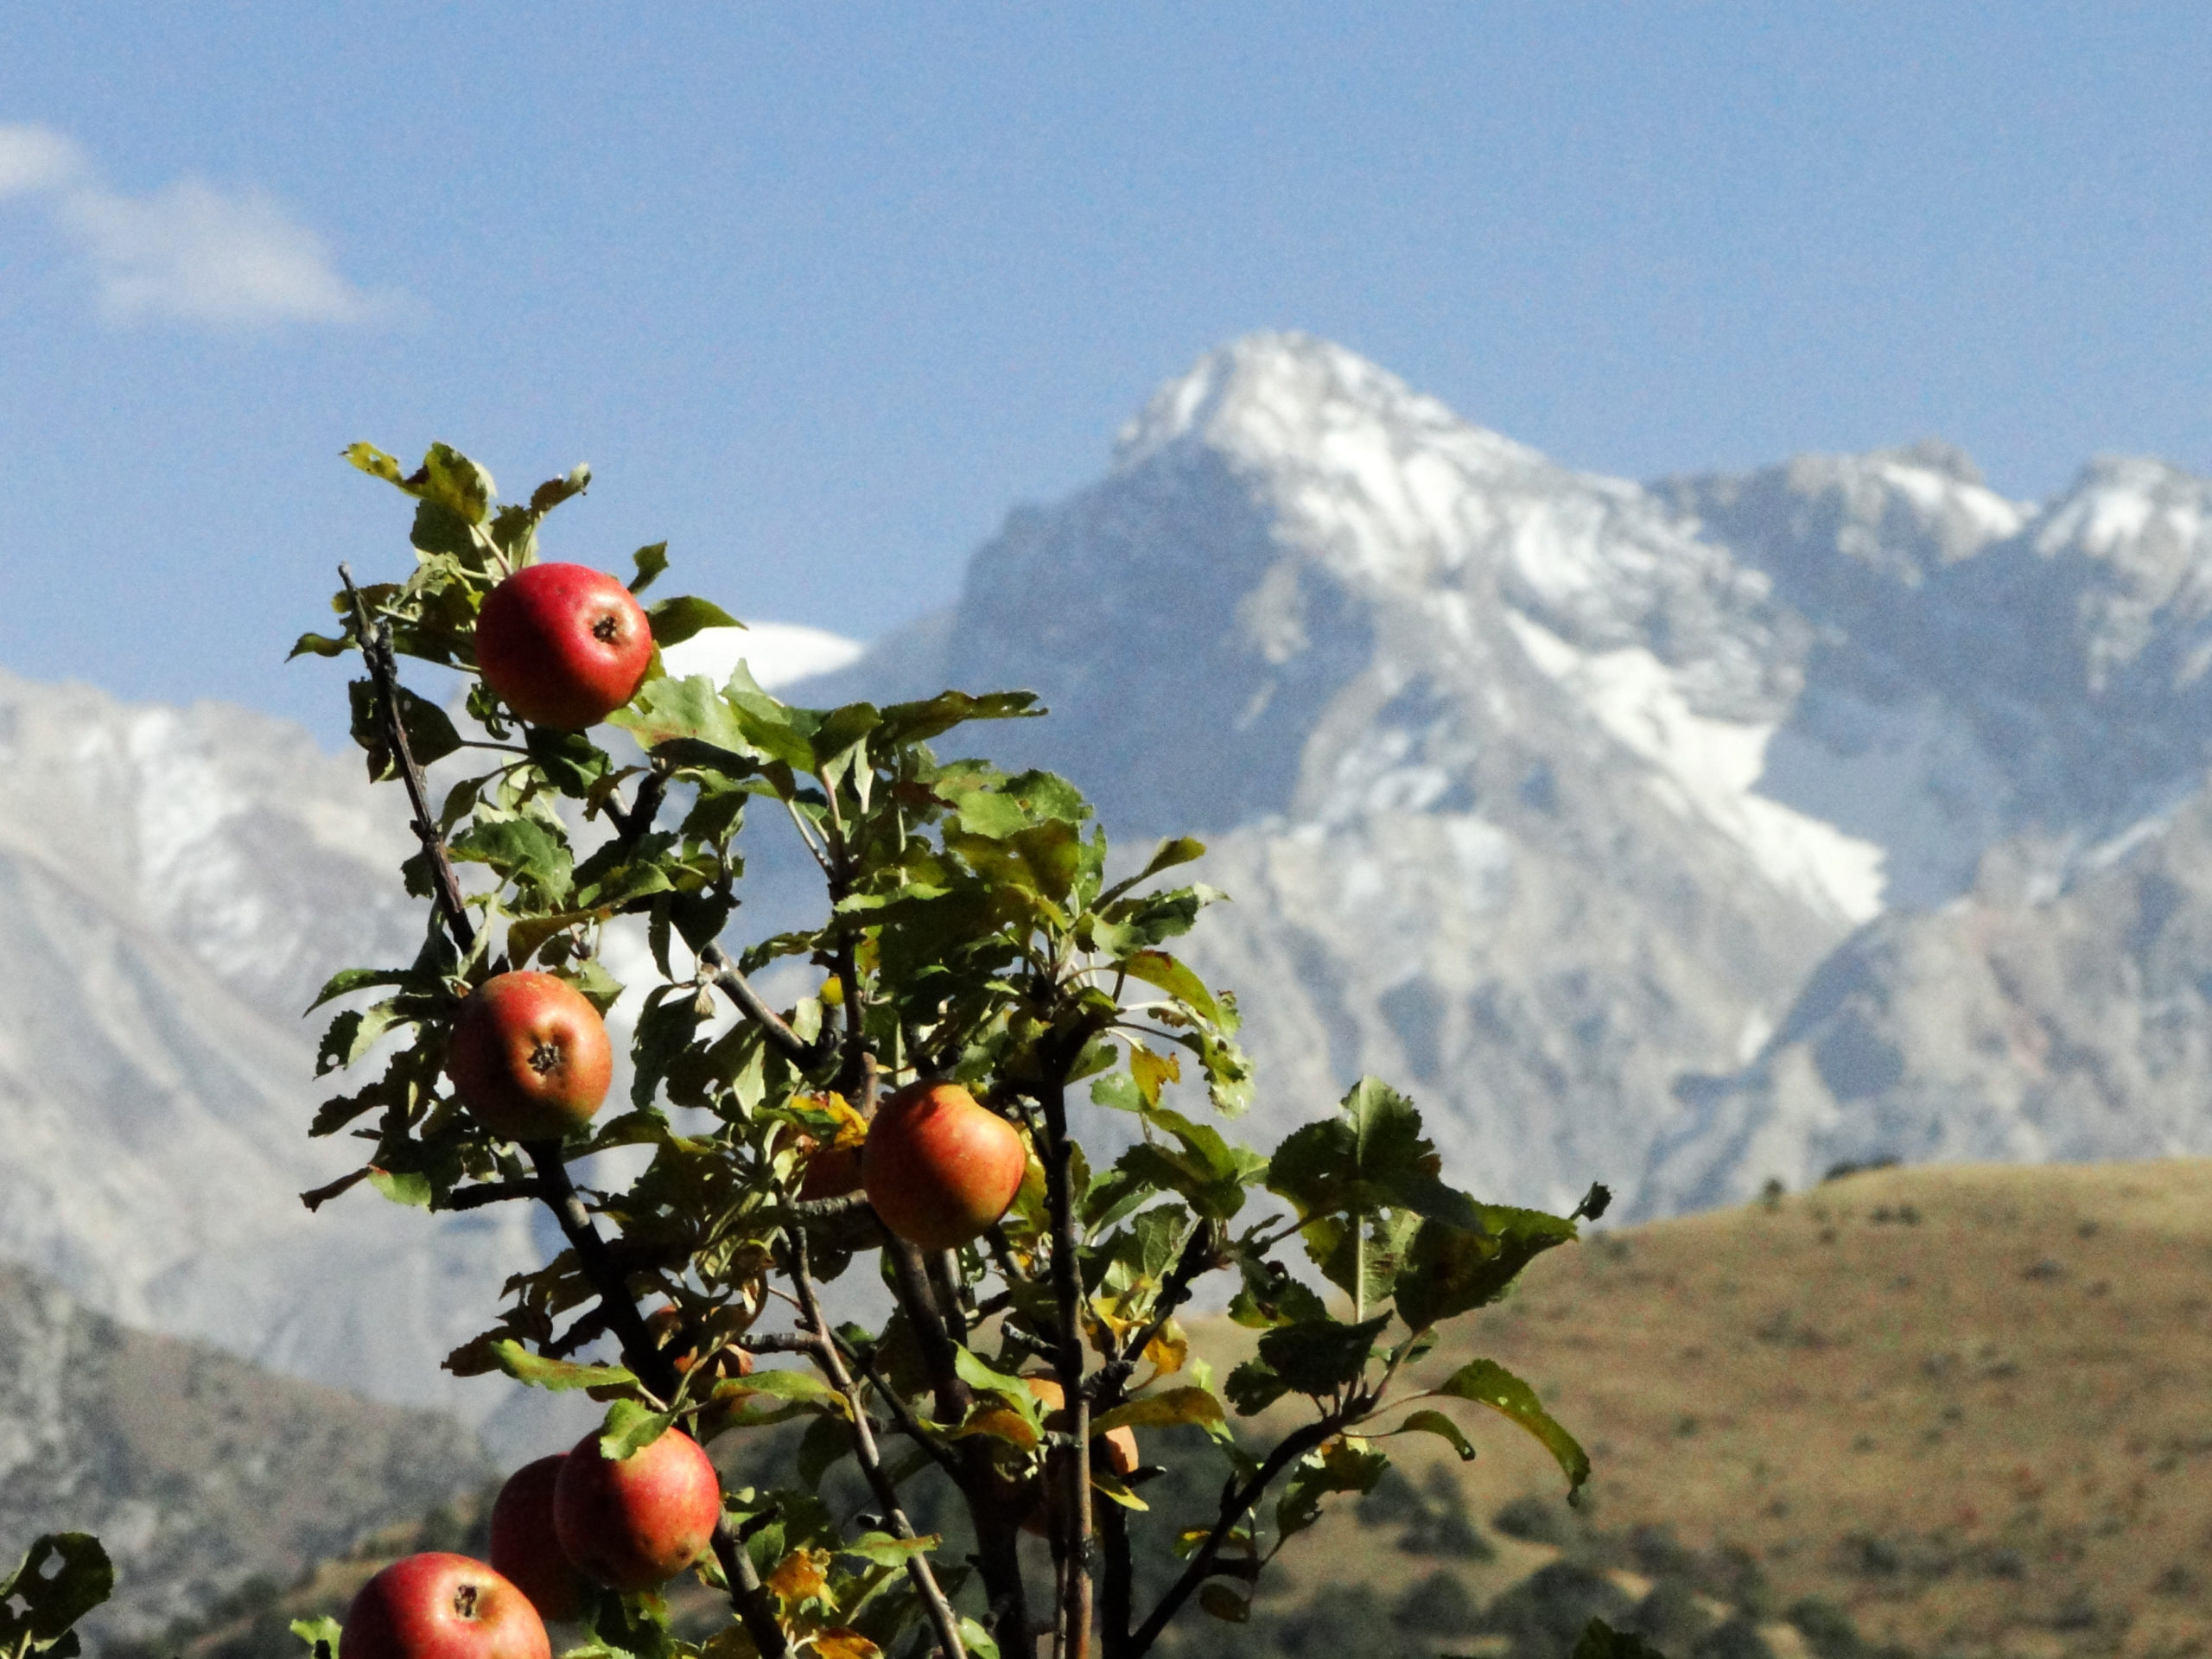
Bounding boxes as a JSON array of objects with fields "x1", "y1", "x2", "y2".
[
  {"x1": 1143, "y1": 1319, "x2": 1189, "y2": 1378},
  {"x1": 810, "y1": 1632, "x2": 883, "y2": 1659},
  {"x1": 1130, "y1": 1045, "x2": 1182, "y2": 1107},
  {"x1": 767, "y1": 1548, "x2": 830, "y2": 1605},
  {"x1": 949, "y1": 1401, "x2": 1042, "y2": 1450},
  {"x1": 702, "y1": 1626, "x2": 761, "y2": 1659},
  {"x1": 1091, "y1": 1385, "x2": 1224, "y2": 1438}
]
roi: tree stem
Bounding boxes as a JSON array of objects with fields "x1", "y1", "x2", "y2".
[
  {"x1": 788, "y1": 1230, "x2": 968, "y2": 1659},
  {"x1": 1039, "y1": 1076, "x2": 1094, "y2": 1659}
]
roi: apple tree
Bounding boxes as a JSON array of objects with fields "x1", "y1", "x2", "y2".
[{"x1": 296, "y1": 443, "x2": 1610, "y2": 1659}]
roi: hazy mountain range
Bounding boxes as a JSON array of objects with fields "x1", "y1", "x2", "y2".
[{"x1": 5, "y1": 332, "x2": 2212, "y2": 1434}]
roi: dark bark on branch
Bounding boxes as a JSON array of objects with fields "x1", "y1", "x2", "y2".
[
  {"x1": 524, "y1": 1144, "x2": 789, "y2": 1657},
  {"x1": 788, "y1": 1230, "x2": 968, "y2": 1659},
  {"x1": 339, "y1": 564, "x2": 475, "y2": 957},
  {"x1": 1124, "y1": 1419, "x2": 1338, "y2": 1656},
  {"x1": 445, "y1": 1179, "x2": 547, "y2": 1211},
  {"x1": 1039, "y1": 1076, "x2": 1094, "y2": 1659},
  {"x1": 606, "y1": 770, "x2": 667, "y2": 849},
  {"x1": 1099, "y1": 1498, "x2": 1132, "y2": 1659},
  {"x1": 699, "y1": 944, "x2": 834, "y2": 1070}
]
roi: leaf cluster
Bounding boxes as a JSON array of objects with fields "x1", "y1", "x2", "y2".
[{"x1": 302, "y1": 444, "x2": 1600, "y2": 1659}]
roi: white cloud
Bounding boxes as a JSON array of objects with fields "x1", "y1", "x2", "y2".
[
  {"x1": 0, "y1": 120, "x2": 384, "y2": 327},
  {"x1": 0, "y1": 124, "x2": 87, "y2": 198}
]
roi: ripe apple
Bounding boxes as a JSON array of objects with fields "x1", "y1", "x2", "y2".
[
  {"x1": 798, "y1": 1139, "x2": 865, "y2": 1202},
  {"x1": 1019, "y1": 1375, "x2": 1139, "y2": 1537},
  {"x1": 448, "y1": 972, "x2": 613, "y2": 1142},
  {"x1": 487, "y1": 1457, "x2": 588, "y2": 1623},
  {"x1": 861, "y1": 1080, "x2": 1027, "y2": 1250},
  {"x1": 553, "y1": 1426, "x2": 722, "y2": 1591},
  {"x1": 342, "y1": 1552, "x2": 550, "y2": 1659},
  {"x1": 1023, "y1": 1375, "x2": 1140, "y2": 1476},
  {"x1": 474, "y1": 562, "x2": 652, "y2": 730},
  {"x1": 645, "y1": 1302, "x2": 753, "y2": 1383}
]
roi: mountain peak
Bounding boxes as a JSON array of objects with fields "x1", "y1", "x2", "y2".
[{"x1": 1111, "y1": 331, "x2": 1541, "y2": 480}]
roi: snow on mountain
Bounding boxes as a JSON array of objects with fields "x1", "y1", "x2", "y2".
[
  {"x1": 791, "y1": 334, "x2": 1872, "y2": 1209},
  {"x1": 14, "y1": 321, "x2": 2212, "y2": 1427},
  {"x1": 0, "y1": 670, "x2": 556, "y2": 1448},
  {"x1": 658, "y1": 619, "x2": 864, "y2": 690},
  {"x1": 792, "y1": 334, "x2": 2212, "y2": 1212}
]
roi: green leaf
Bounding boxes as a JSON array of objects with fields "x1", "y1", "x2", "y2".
[
  {"x1": 873, "y1": 689, "x2": 1040, "y2": 747},
  {"x1": 1392, "y1": 1205, "x2": 1576, "y2": 1331},
  {"x1": 1255, "y1": 1315, "x2": 1390, "y2": 1396},
  {"x1": 0, "y1": 1534, "x2": 112, "y2": 1651},
  {"x1": 421, "y1": 442, "x2": 495, "y2": 524},
  {"x1": 1266, "y1": 1077, "x2": 1482, "y2": 1231},
  {"x1": 489, "y1": 1339, "x2": 639, "y2": 1394},
  {"x1": 303, "y1": 966, "x2": 415, "y2": 1014},
  {"x1": 839, "y1": 1532, "x2": 942, "y2": 1569},
  {"x1": 951, "y1": 1345, "x2": 1033, "y2": 1404},
  {"x1": 956, "y1": 1617, "x2": 1003, "y2": 1659},
  {"x1": 1090, "y1": 1386, "x2": 1224, "y2": 1437},
  {"x1": 366, "y1": 1166, "x2": 433, "y2": 1208},
  {"x1": 645, "y1": 594, "x2": 744, "y2": 648},
  {"x1": 287, "y1": 630, "x2": 352, "y2": 661},
  {"x1": 530, "y1": 464, "x2": 592, "y2": 515},
  {"x1": 1432, "y1": 1358, "x2": 1589, "y2": 1495},
  {"x1": 1395, "y1": 1408, "x2": 1478, "y2": 1461},
  {"x1": 343, "y1": 441, "x2": 406, "y2": 486},
  {"x1": 449, "y1": 817, "x2": 573, "y2": 899},
  {"x1": 1573, "y1": 1620, "x2": 1670, "y2": 1659},
  {"x1": 1274, "y1": 1438, "x2": 1388, "y2": 1541},
  {"x1": 1099, "y1": 836, "x2": 1207, "y2": 907},
  {"x1": 290, "y1": 1615, "x2": 342, "y2": 1659},
  {"x1": 608, "y1": 675, "x2": 754, "y2": 756},
  {"x1": 1223, "y1": 1358, "x2": 1286, "y2": 1417},
  {"x1": 600, "y1": 1399, "x2": 675, "y2": 1461},
  {"x1": 1198, "y1": 1584, "x2": 1250, "y2": 1623},
  {"x1": 629, "y1": 542, "x2": 670, "y2": 594},
  {"x1": 714, "y1": 1368, "x2": 849, "y2": 1414},
  {"x1": 1120, "y1": 950, "x2": 1223, "y2": 1027}
]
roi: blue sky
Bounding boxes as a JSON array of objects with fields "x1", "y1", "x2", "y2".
[{"x1": 3, "y1": 5, "x2": 2208, "y2": 743}]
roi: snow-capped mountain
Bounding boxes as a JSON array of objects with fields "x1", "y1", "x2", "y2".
[
  {"x1": 793, "y1": 334, "x2": 2212, "y2": 1211},
  {"x1": 0, "y1": 628, "x2": 849, "y2": 1446},
  {"x1": 11, "y1": 330, "x2": 2212, "y2": 1434}
]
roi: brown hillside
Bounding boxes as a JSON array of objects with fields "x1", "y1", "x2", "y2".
[{"x1": 1253, "y1": 1159, "x2": 2212, "y2": 1657}]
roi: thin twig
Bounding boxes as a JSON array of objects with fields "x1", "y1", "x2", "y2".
[
  {"x1": 1125, "y1": 1419, "x2": 1338, "y2": 1654},
  {"x1": 699, "y1": 944, "x2": 834, "y2": 1070},
  {"x1": 445, "y1": 1179, "x2": 548, "y2": 1211},
  {"x1": 788, "y1": 1229, "x2": 969, "y2": 1659},
  {"x1": 339, "y1": 564, "x2": 475, "y2": 956},
  {"x1": 524, "y1": 1146, "x2": 788, "y2": 1656}
]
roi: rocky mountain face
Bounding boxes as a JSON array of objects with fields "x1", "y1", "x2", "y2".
[
  {"x1": 0, "y1": 632, "x2": 842, "y2": 1452},
  {"x1": 0, "y1": 1261, "x2": 491, "y2": 1642},
  {"x1": 797, "y1": 334, "x2": 2212, "y2": 1213},
  {"x1": 9, "y1": 333, "x2": 2212, "y2": 1460}
]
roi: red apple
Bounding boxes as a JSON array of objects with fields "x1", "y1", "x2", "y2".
[
  {"x1": 475, "y1": 562, "x2": 652, "y2": 730},
  {"x1": 1019, "y1": 1376, "x2": 1140, "y2": 1537},
  {"x1": 798, "y1": 1139, "x2": 865, "y2": 1202},
  {"x1": 342, "y1": 1553, "x2": 549, "y2": 1659},
  {"x1": 487, "y1": 1457, "x2": 588, "y2": 1623},
  {"x1": 861, "y1": 1081, "x2": 1027, "y2": 1250},
  {"x1": 553, "y1": 1426, "x2": 722, "y2": 1591},
  {"x1": 448, "y1": 972, "x2": 612, "y2": 1142}
]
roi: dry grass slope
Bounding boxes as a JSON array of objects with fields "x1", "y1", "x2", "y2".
[{"x1": 1262, "y1": 1158, "x2": 2212, "y2": 1659}]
